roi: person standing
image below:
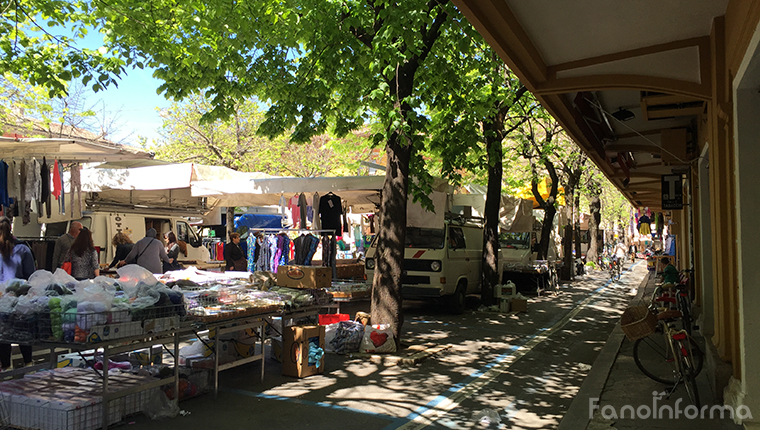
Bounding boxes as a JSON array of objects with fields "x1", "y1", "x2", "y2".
[
  {"x1": 64, "y1": 227, "x2": 99, "y2": 280},
  {"x1": 0, "y1": 217, "x2": 35, "y2": 369},
  {"x1": 162, "y1": 231, "x2": 181, "y2": 272},
  {"x1": 224, "y1": 232, "x2": 246, "y2": 272},
  {"x1": 108, "y1": 232, "x2": 134, "y2": 269},
  {"x1": 51, "y1": 221, "x2": 82, "y2": 269},
  {"x1": 119, "y1": 228, "x2": 172, "y2": 274}
]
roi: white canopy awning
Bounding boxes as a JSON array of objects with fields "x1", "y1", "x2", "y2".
[
  {"x1": 0, "y1": 137, "x2": 153, "y2": 163},
  {"x1": 452, "y1": 187, "x2": 534, "y2": 232},
  {"x1": 191, "y1": 175, "x2": 385, "y2": 213}
]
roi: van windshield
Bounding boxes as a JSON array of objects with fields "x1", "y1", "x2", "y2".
[
  {"x1": 499, "y1": 232, "x2": 531, "y2": 249},
  {"x1": 405, "y1": 227, "x2": 445, "y2": 249}
]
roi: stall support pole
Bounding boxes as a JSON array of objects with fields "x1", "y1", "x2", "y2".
[
  {"x1": 101, "y1": 346, "x2": 110, "y2": 430},
  {"x1": 213, "y1": 328, "x2": 219, "y2": 399},
  {"x1": 174, "y1": 331, "x2": 180, "y2": 410}
]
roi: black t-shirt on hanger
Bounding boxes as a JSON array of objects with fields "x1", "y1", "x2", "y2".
[{"x1": 319, "y1": 192, "x2": 342, "y2": 233}]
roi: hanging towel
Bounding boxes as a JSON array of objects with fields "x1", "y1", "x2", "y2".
[{"x1": 52, "y1": 159, "x2": 61, "y2": 199}]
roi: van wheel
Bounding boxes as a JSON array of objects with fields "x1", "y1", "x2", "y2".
[{"x1": 448, "y1": 281, "x2": 467, "y2": 314}]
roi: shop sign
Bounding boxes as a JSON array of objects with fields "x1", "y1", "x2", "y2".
[{"x1": 661, "y1": 175, "x2": 683, "y2": 210}]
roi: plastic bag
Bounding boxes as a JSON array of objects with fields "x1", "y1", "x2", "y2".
[
  {"x1": 323, "y1": 322, "x2": 340, "y2": 353},
  {"x1": 76, "y1": 301, "x2": 108, "y2": 330},
  {"x1": 330, "y1": 320, "x2": 365, "y2": 354},
  {"x1": 78, "y1": 280, "x2": 116, "y2": 310},
  {"x1": 143, "y1": 390, "x2": 179, "y2": 420},
  {"x1": 52, "y1": 268, "x2": 77, "y2": 287},
  {"x1": 28, "y1": 270, "x2": 56, "y2": 296},
  {"x1": 360, "y1": 324, "x2": 396, "y2": 353},
  {"x1": 0, "y1": 294, "x2": 18, "y2": 313},
  {"x1": 117, "y1": 264, "x2": 158, "y2": 296}
]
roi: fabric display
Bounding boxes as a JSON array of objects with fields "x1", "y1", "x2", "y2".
[
  {"x1": 0, "y1": 158, "x2": 81, "y2": 224},
  {"x1": 321, "y1": 235, "x2": 336, "y2": 267},
  {"x1": 293, "y1": 233, "x2": 320, "y2": 265},
  {"x1": 204, "y1": 240, "x2": 225, "y2": 261},
  {"x1": 0, "y1": 264, "x2": 338, "y2": 346},
  {"x1": 637, "y1": 214, "x2": 651, "y2": 236},
  {"x1": 251, "y1": 232, "x2": 292, "y2": 273}
]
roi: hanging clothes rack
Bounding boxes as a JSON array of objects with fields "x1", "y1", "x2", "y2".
[{"x1": 248, "y1": 228, "x2": 339, "y2": 278}]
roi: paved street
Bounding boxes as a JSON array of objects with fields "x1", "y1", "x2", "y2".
[{"x1": 129, "y1": 261, "x2": 732, "y2": 429}]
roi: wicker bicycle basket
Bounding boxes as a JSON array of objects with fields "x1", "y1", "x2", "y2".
[{"x1": 620, "y1": 306, "x2": 658, "y2": 341}]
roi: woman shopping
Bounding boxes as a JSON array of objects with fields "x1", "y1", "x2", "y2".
[
  {"x1": 0, "y1": 218, "x2": 36, "y2": 370},
  {"x1": 224, "y1": 232, "x2": 247, "y2": 272},
  {"x1": 108, "y1": 232, "x2": 134, "y2": 269},
  {"x1": 64, "y1": 227, "x2": 100, "y2": 280},
  {"x1": 163, "y1": 231, "x2": 182, "y2": 273}
]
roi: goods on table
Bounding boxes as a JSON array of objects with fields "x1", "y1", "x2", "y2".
[{"x1": 325, "y1": 281, "x2": 371, "y2": 299}]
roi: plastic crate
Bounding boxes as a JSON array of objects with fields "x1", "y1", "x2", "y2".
[{"x1": 318, "y1": 314, "x2": 350, "y2": 325}]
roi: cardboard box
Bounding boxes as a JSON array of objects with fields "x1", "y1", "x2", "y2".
[
  {"x1": 510, "y1": 298, "x2": 528, "y2": 313},
  {"x1": 143, "y1": 316, "x2": 180, "y2": 334},
  {"x1": 87, "y1": 321, "x2": 142, "y2": 343},
  {"x1": 282, "y1": 325, "x2": 325, "y2": 378},
  {"x1": 335, "y1": 263, "x2": 365, "y2": 279},
  {"x1": 277, "y1": 265, "x2": 332, "y2": 289}
]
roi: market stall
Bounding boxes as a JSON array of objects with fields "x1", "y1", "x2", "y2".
[{"x1": 0, "y1": 263, "x2": 335, "y2": 429}]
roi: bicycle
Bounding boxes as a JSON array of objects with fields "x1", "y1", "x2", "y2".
[
  {"x1": 649, "y1": 269, "x2": 695, "y2": 335},
  {"x1": 631, "y1": 310, "x2": 703, "y2": 407}
]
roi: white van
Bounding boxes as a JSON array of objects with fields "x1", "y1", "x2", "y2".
[
  {"x1": 14, "y1": 211, "x2": 208, "y2": 270},
  {"x1": 364, "y1": 219, "x2": 492, "y2": 313}
]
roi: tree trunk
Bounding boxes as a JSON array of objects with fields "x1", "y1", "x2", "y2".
[
  {"x1": 574, "y1": 192, "x2": 582, "y2": 260},
  {"x1": 371, "y1": 132, "x2": 411, "y2": 344},
  {"x1": 226, "y1": 206, "x2": 235, "y2": 240},
  {"x1": 587, "y1": 195, "x2": 601, "y2": 263},
  {"x1": 481, "y1": 118, "x2": 504, "y2": 306},
  {"x1": 532, "y1": 159, "x2": 559, "y2": 261},
  {"x1": 561, "y1": 188, "x2": 574, "y2": 280}
]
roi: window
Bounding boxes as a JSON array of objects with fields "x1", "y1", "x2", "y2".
[
  {"x1": 176, "y1": 221, "x2": 189, "y2": 242},
  {"x1": 176, "y1": 221, "x2": 199, "y2": 245},
  {"x1": 43, "y1": 217, "x2": 91, "y2": 238},
  {"x1": 499, "y1": 232, "x2": 531, "y2": 249},
  {"x1": 400, "y1": 227, "x2": 444, "y2": 249},
  {"x1": 448, "y1": 227, "x2": 466, "y2": 249}
]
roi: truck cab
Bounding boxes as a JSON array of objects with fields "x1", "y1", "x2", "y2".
[{"x1": 364, "y1": 217, "x2": 493, "y2": 313}]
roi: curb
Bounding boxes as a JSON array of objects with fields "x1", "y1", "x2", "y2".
[{"x1": 557, "y1": 267, "x2": 650, "y2": 430}]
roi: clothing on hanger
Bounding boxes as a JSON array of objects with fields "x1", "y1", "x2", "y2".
[
  {"x1": 312, "y1": 192, "x2": 321, "y2": 230},
  {"x1": 319, "y1": 192, "x2": 342, "y2": 234}
]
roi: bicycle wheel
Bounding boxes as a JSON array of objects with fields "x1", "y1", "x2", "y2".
[
  {"x1": 633, "y1": 332, "x2": 678, "y2": 384},
  {"x1": 634, "y1": 333, "x2": 704, "y2": 384},
  {"x1": 678, "y1": 338, "x2": 701, "y2": 408}
]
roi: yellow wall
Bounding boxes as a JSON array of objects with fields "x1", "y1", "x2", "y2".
[{"x1": 707, "y1": 1, "x2": 760, "y2": 379}]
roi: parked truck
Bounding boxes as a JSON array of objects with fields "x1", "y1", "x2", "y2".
[
  {"x1": 13, "y1": 210, "x2": 209, "y2": 271},
  {"x1": 364, "y1": 213, "x2": 499, "y2": 314}
]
